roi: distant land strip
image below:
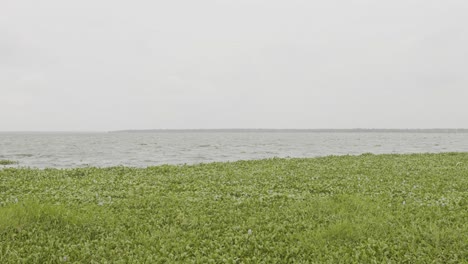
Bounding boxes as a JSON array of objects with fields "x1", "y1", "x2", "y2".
[{"x1": 110, "y1": 129, "x2": 468, "y2": 133}]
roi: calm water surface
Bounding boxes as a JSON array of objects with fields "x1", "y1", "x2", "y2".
[{"x1": 0, "y1": 132, "x2": 467, "y2": 168}]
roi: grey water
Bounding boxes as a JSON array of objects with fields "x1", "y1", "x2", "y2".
[{"x1": 0, "y1": 131, "x2": 467, "y2": 168}]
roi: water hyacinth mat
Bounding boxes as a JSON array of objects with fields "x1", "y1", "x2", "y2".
[{"x1": 0, "y1": 153, "x2": 467, "y2": 263}]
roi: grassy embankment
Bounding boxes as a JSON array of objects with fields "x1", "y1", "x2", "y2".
[{"x1": 0, "y1": 153, "x2": 467, "y2": 263}]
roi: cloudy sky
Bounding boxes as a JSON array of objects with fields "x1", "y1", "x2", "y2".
[{"x1": 1, "y1": 0, "x2": 467, "y2": 131}]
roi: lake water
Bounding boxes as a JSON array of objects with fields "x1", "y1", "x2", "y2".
[{"x1": 0, "y1": 132, "x2": 467, "y2": 168}]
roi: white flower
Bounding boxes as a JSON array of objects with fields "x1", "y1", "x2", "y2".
[{"x1": 248, "y1": 229, "x2": 252, "y2": 235}]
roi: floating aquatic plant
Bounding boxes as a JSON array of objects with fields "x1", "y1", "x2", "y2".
[
  {"x1": 0, "y1": 160, "x2": 18, "y2": 165},
  {"x1": 0, "y1": 153, "x2": 466, "y2": 263}
]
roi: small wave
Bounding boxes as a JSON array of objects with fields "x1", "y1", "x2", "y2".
[
  {"x1": 15, "y1": 154, "x2": 34, "y2": 157},
  {"x1": 191, "y1": 155, "x2": 210, "y2": 160}
]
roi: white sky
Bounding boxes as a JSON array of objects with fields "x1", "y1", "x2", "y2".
[{"x1": 1, "y1": 0, "x2": 467, "y2": 131}]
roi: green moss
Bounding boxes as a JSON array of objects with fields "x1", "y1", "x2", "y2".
[{"x1": 0, "y1": 153, "x2": 467, "y2": 263}]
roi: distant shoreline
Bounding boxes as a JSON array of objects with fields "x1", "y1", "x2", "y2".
[
  {"x1": 110, "y1": 128, "x2": 468, "y2": 133},
  {"x1": 1, "y1": 129, "x2": 468, "y2": 134}
]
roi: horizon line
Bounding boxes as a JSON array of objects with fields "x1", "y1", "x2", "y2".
[{"x1": 1, "y1": 128, "x2": 468, "y2": 133}]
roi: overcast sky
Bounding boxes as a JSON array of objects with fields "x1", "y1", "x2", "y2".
[{"x1": 1, "y1": 0, "x2": 467, "y2": 131}]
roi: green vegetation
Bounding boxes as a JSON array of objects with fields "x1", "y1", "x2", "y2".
[
  {"x1": 1, "y1": 153, "x2": 467, "y2": 263},
  {"x1": 0, "y1": 160, "x2": 17, "y2": 166}
]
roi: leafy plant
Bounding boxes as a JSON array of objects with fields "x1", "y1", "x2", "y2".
[
  {"x1": 0, "y1": 160, "x2": 17, "y2": 165},
  {"x1": 0, "y1": 153, "x2": 466, "y2": 263}
]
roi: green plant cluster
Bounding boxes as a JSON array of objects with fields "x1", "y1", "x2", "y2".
[
  {"x1": 0, "y1": 160, "x2": 17, "y2": 166},
  {"x1": 0, "y1": 153, "x2": 467, "y2": 263}
]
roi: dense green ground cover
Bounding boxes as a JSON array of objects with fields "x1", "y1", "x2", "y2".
[{"x1": 0, "y1": 153, "x2": 467, "y2": 263}]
